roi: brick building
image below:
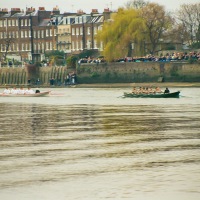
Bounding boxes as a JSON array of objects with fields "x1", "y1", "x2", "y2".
[{"x1": 0, "y1": 7, "x2": 59, "y2": 64}]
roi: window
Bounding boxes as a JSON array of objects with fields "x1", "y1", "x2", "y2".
[
  {"x1": 4, "y1": 19, "x2": 6, "y2": 27},
  {"x1": 16, "y1": 31, "x2": 18, "y2": 38},
  {"x1": 29, "y1": 30, "x2": 31, "y2": 37},
  {"x1": 80, "y1": 27, "x2": 83, "y2": 35},
  {"x1": 25, "y1": 43, "x2": 28, "y2": 51},
  {"x1": 80, "y1": 41, "x2": 83, "y2": 50},
  {"x1": 94, "y1": 27, "x2": 97, "y2": 35},
  {"x1": 38, "y1": 30, "x2": 40, "y2": 38},
  {"x1": 16, "y1": 19, "x2": 18, "y2": 26},
  {"x1": 46, "y1": 42, "x2": 49, "y2": 50},
  {"x1": 76, "y1": 41, "x2": 79, "y2": 50},
  {"x1": 8, "y1": 20, "x2": 11, "y2": 26},
  {"x1": 25, "y1": 31, "x2": 27, "y2": 38},
  {"x1": 50, "y1": 42, "x2": 52, "y2": 50},
  {"x1": 94, "y1": 40, "x2": 97, "y2": 49},
  {"x1": 46, "y1": 29, "x2": 49, "y2": 36},
  {"x1": 41, "y1": 30, "x2": 44, "y2": 38},
  {"x1": 87, "y1": 27, "x2": 90, "y2": 35},
  {"x1": 72, "y1": 41, "x2": 75, "y2": 50},
  {"x1": 25, "y1": 19, "x2": 27, "y2": 26},
  {"x1": 76, "y1": 28, "x2": 79, "y2": 35},
  {"x1": 75, "y1": 17, "x2": 79, "y2": 24},
  {"x1": 0, "y1": 20, "x2": 2, "y2": 27},
  {"x1": 22, "y1": 43, "x2": 25, "y2": 51},
  {"x1": 50, "y1": 29, "x2": 52, "y2": 36},
  {"x1": 34, "y1": 43, "x2": 36, "y2": 51},
  {"x1": 34, "y1": 30, "x2": 36, "y2": 38},
  {"x1": 12, "y1": 20, "x2": 15, "y2": 26},
  {"x1": 87, "y1": 40, "x2": 91, "y2": 49},
  {"x1": 12, "y1": 43, "x2": 15, "y2": 51},
  {"x1": 72, "y1": 28, "x2": 75, "y2": 35},
  {"x1": 21, "y1": 31, "x2": 24, "y2": 38}
]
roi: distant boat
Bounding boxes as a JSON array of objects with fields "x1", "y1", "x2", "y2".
[
  {"x1": 0, "y1": 91, "x2": 50, "y2": 97},
  {"x1": 123, "y1": 91, "x2": 180, "y2": 98}
]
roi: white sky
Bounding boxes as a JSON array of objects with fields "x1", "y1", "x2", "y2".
[{"x1": 0, "y1": 0, "x2": 199, "y2": 13}]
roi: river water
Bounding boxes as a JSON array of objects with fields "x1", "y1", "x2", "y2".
[{"x1": 0, "y1": 87, "x2": 200, "y2": 200}]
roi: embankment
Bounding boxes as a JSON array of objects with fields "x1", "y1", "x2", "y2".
[{"x1": 0, "y1": 62, "x2": 199, "y2": 86}]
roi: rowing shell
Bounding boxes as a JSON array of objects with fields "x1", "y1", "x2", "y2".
[{"x1": 0, "y1": 91, "x2": 50, "y2": 97}]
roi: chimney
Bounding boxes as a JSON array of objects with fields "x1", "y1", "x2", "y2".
[
  {"x1": 52, "y1": 6, "x2": 60, "y2": 15},
  {"x1": 26, "y1": 7, "x2": 35, "y2": 15},
  {"x1": 38, "y1": 7, "x2": 45, "y2": 11},
  {"x1": 103, "y1": 8, "x2": 111, "y2": 21},
  {"x1": 0, "y1": 8, "x2": 8, "y2": 17},
  {"x1": 10, "y1": 8, "x2": 21, "y2": 16},
  {"x1": 91, "y1": 9, "x2": 98, "y2": 14}
]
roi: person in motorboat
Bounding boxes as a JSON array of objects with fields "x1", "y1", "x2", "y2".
[
  {"x1": 164, "y1": 87, "x2": 170, "y2": 94},
  {"x1": 3, "y1": 86, "x2": 11, "y2": 94},
  {"x1": 25, "y1": 87, "x2": 35, "y2": 94}
]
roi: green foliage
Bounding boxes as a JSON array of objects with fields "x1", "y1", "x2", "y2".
[
  {"x1": 66, "y1": 55, "x2": 78, "y2": 68},
  {"x1": 188, "y1": 58, "x2": 198, "y2": 64},
  {"x1": 91, "y1": 72, "x2": 100, "y2": 78},
  {"x1": 165, "y1": 44, "x2": 176, "y2": 50},
  {"x1": 78, "y1": 50, "x2": 99, "y2": 59},
  {"x1": 190, "y1": 42, "x2": 200, "y2": 49},
  {"x1": 96, "y1": 8, "x2": 145, "y2": 61},
  {"x1": 45, "y1": 50, "x2": 65, "y2": 57}
]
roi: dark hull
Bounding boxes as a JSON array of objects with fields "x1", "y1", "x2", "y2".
[{"x1": 123, "y1": 91, "x2": 180, "y2": 98}]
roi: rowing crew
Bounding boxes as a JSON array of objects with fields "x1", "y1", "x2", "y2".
[
  {"x1": 132, "y1": 86, "x2": 163, "y2": 94},
  {"x1": 3, "y1": 86, "x2": 36, "y2": 95}
]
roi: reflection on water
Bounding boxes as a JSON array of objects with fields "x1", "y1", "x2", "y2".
[{"x1": 0, "y1": 88, "x2": 200, "y2": 200}]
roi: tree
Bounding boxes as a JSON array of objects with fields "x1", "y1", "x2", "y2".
[
  {"x1": 176, "y1": 3, "x2": 200, "y2": 46},
  {"x1": 96, "y1": 8, "x2": 145, "y2": 61},
  {"x1": 1, "y1": 37, "x2": 14, "y2": 62},
  {"x1": 125, "y1": 0, "x2": 149, "y2": 9},
  {"x1": 45, "y1": 50, "x2": 65, "y2": 66},
  {"x1": 140, "y1": 3, "x2": 172, "y2": 55}
]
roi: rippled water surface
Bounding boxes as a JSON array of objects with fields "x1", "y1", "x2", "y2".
[{"x1": 0, "y1": 87, "x2": 200, "y2": 200}]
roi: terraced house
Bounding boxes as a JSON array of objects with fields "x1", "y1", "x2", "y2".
[
  {"x1": 0, "y1": 7, "x2": 60, "y2": 64},
  {"x1": 0, "y1": 7, "x2": 113, "y2": 65}
]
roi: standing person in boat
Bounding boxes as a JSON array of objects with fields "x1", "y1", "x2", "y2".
[
  {"x1": 164, "y1": 87, "x2": 170, "y2": 94},
  {"x1": 3, "y1": 86, "x2": 11, "y2": 94}
]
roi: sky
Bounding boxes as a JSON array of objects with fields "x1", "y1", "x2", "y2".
[{"x1": 0, "y1": 0, "x2": 200, "y2": 13}]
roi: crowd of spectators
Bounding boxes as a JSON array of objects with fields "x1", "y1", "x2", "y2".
[
  {"x1": 78, "y1": 51, "x2": 200, "y2": 64},
  {"x1": 78, "y1": 57, "x2": 106, "y2": 64},
  {"x1": 115, "y1": 51, "x2": 200, "y2": 62}
]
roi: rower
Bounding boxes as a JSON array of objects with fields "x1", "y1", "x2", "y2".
[
  {"x1": 3, "y1": 86, "x2": 11, "y2": 94},
  {"x1": 25, "y1": 87, "x2": 35, "y2": 94}
]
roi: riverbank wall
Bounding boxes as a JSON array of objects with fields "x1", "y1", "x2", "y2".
[{"x1": 0, "y1": 62, "x2": 200, "y2": 86}]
